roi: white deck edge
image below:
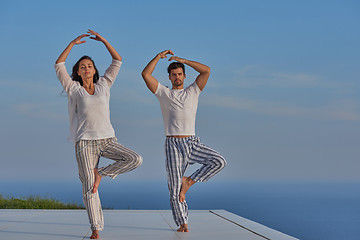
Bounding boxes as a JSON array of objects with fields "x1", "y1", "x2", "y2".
[{"x1": 210, "y1": 210, "x2": 299, "y2": 240}]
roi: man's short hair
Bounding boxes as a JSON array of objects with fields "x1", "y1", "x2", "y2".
[{"x1": 167, "y1": 62, "x2": 185, "y2": 75}]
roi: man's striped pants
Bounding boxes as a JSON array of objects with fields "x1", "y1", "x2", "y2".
[{"x1": 165, "y1": 136, "x2": 226, "y2": 226}]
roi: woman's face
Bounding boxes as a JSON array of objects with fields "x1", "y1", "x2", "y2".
[{"x1": 77, "y1": 59, "x2": 96, "y2": 81}]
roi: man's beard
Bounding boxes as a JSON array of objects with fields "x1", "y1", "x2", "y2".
[{"x1": 173, "y1": 80, "x2": 183, "y2": 86}]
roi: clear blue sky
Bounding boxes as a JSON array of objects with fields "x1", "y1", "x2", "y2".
[{"x1": 1, "y1": 0, "x2": 359, "y2": 183}]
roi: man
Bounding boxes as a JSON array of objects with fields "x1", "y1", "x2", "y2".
[{"x1": 141, "y1": 50, "x2": 226, "y2": 232}]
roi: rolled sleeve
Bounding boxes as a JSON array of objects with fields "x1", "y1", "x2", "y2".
[
  {"x1": 55, "y1": 62, "x2": 74, "y2": 94},
  {"x1": 102, "y1": 59, "x2": 122, "y2": 87}
]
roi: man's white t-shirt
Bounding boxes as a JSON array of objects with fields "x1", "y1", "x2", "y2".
[{"x1": 154, "y1": 81, "x2": 201, "y2": 136}]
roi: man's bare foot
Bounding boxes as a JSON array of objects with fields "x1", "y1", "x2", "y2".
[
  {"x1": 93, "y1": 168, "x2": 102, "y2": 194},
  {"x1": 90, "y1": 230, "x2": 99, "y2": 239},
  {"x1": 177, "y1": 223, "x2": 189, "y2": 232},
  {"x1": 179, "y1": 177, "x2": 196, "y2": 203}
]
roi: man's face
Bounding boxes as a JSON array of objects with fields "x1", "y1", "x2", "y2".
[{"x1": 169, "y1": 68, "x2": 186, "y2": 88}]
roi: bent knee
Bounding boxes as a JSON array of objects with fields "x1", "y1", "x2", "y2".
[
  {"x1": 134, "y1": 154, "x2": 143, "y2": 167},
  {"x1": 216, "y1": 155, "x2": 227, "y2": 170}
]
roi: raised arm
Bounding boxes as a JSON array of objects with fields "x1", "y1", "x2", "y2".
[
  {"x1": 169, "y1": 56, "x2": 210, "y2": 91},
  {"x1": 55, "y1": 34, "x2": 89, "y2": 64},
  {"x1": 142, "y1": 50, "x2": 174, "y2": 93},
  {"x1": 87, "y1": 29, "x2": 122, "y2": 61}
]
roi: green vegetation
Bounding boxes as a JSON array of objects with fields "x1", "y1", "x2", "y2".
[{"x1": 0, "y1": 194, "x2": 84, "y2": 209}]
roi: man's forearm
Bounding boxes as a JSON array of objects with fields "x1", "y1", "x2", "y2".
[
  {"x1": 142, "y1": 54, "x2": 161, "y2": 77},
  {"x1": 169, "y1": 56, "x2": 210, "y2": 74},
  {"x1": 184, "y1": 59, "x2": 210, "y2": 75},
  {"x1": 142, "y1": 53, "x2": 166, "y2": 94}
]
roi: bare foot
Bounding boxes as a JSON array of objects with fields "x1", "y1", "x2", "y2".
[
  {"x1": 90, "y1": 230, "x2": 100, "y2": 239},
  {"x1": 93, "y1": 168, "x2": 102, "y2": 194},
  {"x1": 177, "y1": 223, "x2": 189, "y2": 232},
  {"x1": 179, "y1": 177, "x2": 196, "y2": 203}
]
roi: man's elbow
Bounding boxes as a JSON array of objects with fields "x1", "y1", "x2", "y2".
[
  {"x1": 201, "y1": 67, "x2": 210, "y2": 77},
  {"x1": 141, "y1": 70, "x2": 147, "y2": 79},
  {"x1": 203, "y1": 66, "x2": 211, "y2": 75}
]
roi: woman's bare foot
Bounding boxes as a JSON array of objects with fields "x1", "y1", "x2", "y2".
[
  {"x1": 179, "y1": 177, "x2": 196, "y2": 203},
  {"x1": 90, "y1": 230, "x2": 100, "y2": 239},
  {"x1": 177, "y1": 223, "x2": 189, "y2": 232},
  {"x1": 93, "y1": 168, "x2": 102, "y2": 194}
]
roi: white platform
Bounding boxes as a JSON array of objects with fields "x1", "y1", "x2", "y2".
[{"x1": 0, "y1": 209, "x2": 299, "y2": 240}]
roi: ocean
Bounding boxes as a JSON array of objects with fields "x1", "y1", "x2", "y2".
[{"x1": 1, "y1": 180, "x2": 359, "y2": 240}]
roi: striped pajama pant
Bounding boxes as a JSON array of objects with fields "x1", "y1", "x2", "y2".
[
  {"x1": 75, "y1": 137, "x2": 142, "y2": 231},
  {"x1": 165, "y1": 136, "x2": 226, "y2": 226}
]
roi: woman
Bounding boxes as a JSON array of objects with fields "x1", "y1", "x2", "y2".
[{"x1": 55, "y1": 30, "x2": 142, "y2": 239}]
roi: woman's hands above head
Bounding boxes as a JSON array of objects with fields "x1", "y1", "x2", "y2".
[
  {"x1": 87, "y1": 29, "x2": 106, "y2": 43},
  {"x1": 87, "y1": 29, "x2": 122, "y2": 61},
  {"x1": 56, "y1": 30, "x2": 121, "y2": 64},
  {"x1": 56, "y1": 33, "x2": 89, "y2": 64},
  {"x1": 71, "y1": 34, "x2": 90, "y2": 45},
  {"x1": 69, "y1": 30, "x2": 105, "y2": 45}
]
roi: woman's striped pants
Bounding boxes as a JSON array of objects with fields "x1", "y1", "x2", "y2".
[
  {"x1": 75, "y1": 137, "x2": 142, "y2": 231},
  {"x1": 165, "y1": 136, "x2": 226, "y2": 226}
]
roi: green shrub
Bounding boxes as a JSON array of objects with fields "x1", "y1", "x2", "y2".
[{"x1": 0, "y1": 195, "x2": 84, "y2": 209}]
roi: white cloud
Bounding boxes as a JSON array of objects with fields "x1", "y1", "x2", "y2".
[
  {"x1": 12, "y1": 102, "x2": 67, "y2": 121},
  {"x1": 112, "y1": 116, "x2": 163, "y2": 127},
  {"x1": 0, "y1": 78, "x2": 60, "y2": 94},
  {"x1": 203, "y1": 95, "x2": 360, "y2": 121},
  {"x1": 111, "y1": 88, "x2": 157, "y2": 105},
  {"x1": 203, "y1": 66, "x2": 360, "y2": 121},
  {"x1": 215, "y1": 65, "x2": 358, "y2": 89}
]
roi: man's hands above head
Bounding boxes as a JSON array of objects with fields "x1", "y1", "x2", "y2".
[
  {"x1": 157, "y1": 50, "x2": 174, "y2": 59},
  {"x1": 169, "y1": 56, "x2": 186, "y2": 64},
  {"x1": 157, "y1": 50, "x2": 185, "y2": 64}
]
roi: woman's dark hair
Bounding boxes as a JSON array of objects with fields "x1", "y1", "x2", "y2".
[
  {"x1": 71, "y1": 56, "x2": 99, "y2": 85},
  {"x1": 167, "y1": 62, "x2": 185, "y2": 75}
]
